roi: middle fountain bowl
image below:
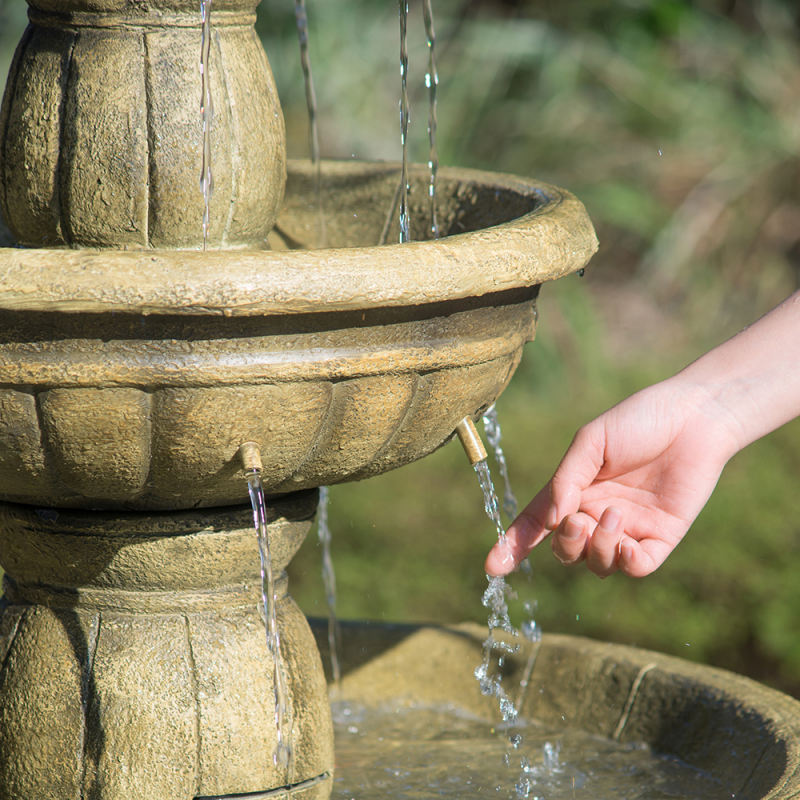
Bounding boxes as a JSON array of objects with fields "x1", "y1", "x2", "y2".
[{"x1": 0, "y1": 159, "x2": 597, "y2": 511}]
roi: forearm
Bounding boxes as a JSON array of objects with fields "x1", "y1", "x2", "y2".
[{"x1": 674, "y1": 291, "x2": 800, "y2": 455}]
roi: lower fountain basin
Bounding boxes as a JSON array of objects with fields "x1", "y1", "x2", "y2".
[
  {"x1": 312, "y1": 620, "x2": 800, "y2": 799},
  {"x1": 0, "y1": 160, "x2": 596, "y2": 510}
]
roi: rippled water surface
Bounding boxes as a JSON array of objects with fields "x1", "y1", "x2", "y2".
[{"x1": 331, "y1": 703, "x2": 733, "y2": 800}]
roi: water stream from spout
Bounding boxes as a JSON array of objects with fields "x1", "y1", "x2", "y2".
[
  {"x1": 474, "y1": 459, "x2": 507, "y2": 544},
  {"x1": 398, "y1": 0, "x2": 411, "y2": 243},
  {"x1": 482, "y1": 405, "x2": 518, "y2": 522},
  {"x1": 422, "y1": 0, "x2": 440, "y2": 240},
  {"x1": 472, "y1": 457, "x2": 550, "y2": 799},
  {"x1": 245, "y1": 468, "x2": 294, "y2": 776},
  {"x1": 200, "y1": 0, "x2": 214, "y2": 250},
  {"x1": 293, "y1": 0, "x2": 327, "y2": 248},
  {"x1": 317, "y1": 486, "x2": 342, "y2": 686}
]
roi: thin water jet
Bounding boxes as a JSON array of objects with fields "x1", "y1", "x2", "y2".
[
  {"x1": 200, "y1": 0, "x2": 214, "y2": 250},
  {"x1": 316, "y1": 486, "x2": 342, "y2": 687},
  {"x1": 293, "y1": 0, "x2": 327, "y2": 248},
  {"x1": 482, "y1": 405, "x2": 519, "y2": 522},
  {"x1": 422, "y1": 0, "x2": 440, "y2": 240},
  {"x1": 455, "y1": 416, "x2": 557, "y2": 798},
  {"x1": 240, "y1": 442, "x2": 295, "y2": 776},
  {"x1": 398, "y1": 0, "x2": 411, "y2": 243}
]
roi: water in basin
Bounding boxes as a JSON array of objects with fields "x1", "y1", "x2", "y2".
[{"x1": 330, "y1": 702, "x2": 734, "y2": 800}]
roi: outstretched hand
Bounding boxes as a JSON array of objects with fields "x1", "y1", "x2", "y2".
[
  {"x1": 486, "y1": 291, "x2": 800, "y2": 579},
  {"x1": 485, "y1": 379, "x2": 741, "y2": 578}
]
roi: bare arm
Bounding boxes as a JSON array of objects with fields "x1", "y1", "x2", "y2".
[{"x1": 486, "y1": 291, "x2": 800, "y2": 578}]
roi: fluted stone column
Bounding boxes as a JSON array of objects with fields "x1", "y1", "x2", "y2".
[
  {"x1": 0, "y1": 492, "x2": 333, "y2": 800},
  {"x1": 0, "y1": 0, "x2": 286, "y2": 249}
]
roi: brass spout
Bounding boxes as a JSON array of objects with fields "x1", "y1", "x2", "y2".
[
  {"x1": 238, "y1": 441, "x2": 263, "y2": 473},
  {"x1": 455, "y1": 417, "x2": 488, "y2": 466}
]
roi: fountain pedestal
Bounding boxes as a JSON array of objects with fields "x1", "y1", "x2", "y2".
[{"x1": 0, "y1": 492, "x2": 332, "y2": 799}]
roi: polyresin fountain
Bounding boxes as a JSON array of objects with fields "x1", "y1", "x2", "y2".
[{"x1": 1, "y1": 3, "x2": 799, "y2": 800}]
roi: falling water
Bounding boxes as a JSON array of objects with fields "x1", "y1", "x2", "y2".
[
  {"x1": 482, "y1": 405, "x2": 519, "y2": 522},
  {"x1": 473, "y1": 573, "x2": 519, "y2": 725},
  {"x1": 293, "y1": 0, "x2": 327, "y2": 248},
  {"x1": 474, "y1": 459, "x2": 506, "y2": 544},
  {"x1": 398, "y1": 0, "x2": 411, "y2": 243},
  {"x1": 245, "y1": 468, "x2": 294, "y2": 775},
  {"x1": 481, "y1": 407, "x2": 539, "y2": 714},
  {"x1": 473, "y1": 459, "x2": 517, "y2": 723},
  {"x1": 422, "y1": 0, "x2": 439, "y2": 239},
  {"x1": 199, "y1": 0, "x2": 214, "y2": 250},
  {"x1": 317, "y1": 486, "x2": 342, "y2": 686},
  {"x1": 473, "y1": 458, "x2": 548, "y2": 799},
  {"x1": 483, "y1": 404, "x2": 535, "y2": 581}
]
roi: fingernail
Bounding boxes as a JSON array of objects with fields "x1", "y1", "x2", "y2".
[
  {"x1": 494, "y1": 539, "x2": 515, "y2": 567},
  {"x1": 620, "y1": 540, "x2": 635, "y2": 563},
  {"x1": 602, "y1": 507, "x2": 622, "y2": 531},
  {"x1": 561, "y1": 518, "x2": 582, "y2": 540}
]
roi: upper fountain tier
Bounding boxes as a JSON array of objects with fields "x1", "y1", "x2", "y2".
[
  {"x1": 0, "y1": 4, "x2": 597, "y2": 511},
  {"x1": 0, "y1": 0, "x2": 284, "y2": 249},
  {"x1": 0, "y1": 160, "x2": 596, "y2": 510}
]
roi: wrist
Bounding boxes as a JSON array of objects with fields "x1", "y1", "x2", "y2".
[{"x1": 663, "y1": 370, "x2": 751, "y2": 463}]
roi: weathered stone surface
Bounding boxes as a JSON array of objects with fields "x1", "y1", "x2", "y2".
[
  {"x1": 0, "y1": 0, "x2": 285, "y2": 249},
  {"x1": 0, "y1": 495, "x2": 333, "y2": 799},
  {"x1": 0, "y1": 162, "x2": 596, "y2": 314},
  {"x1": 0, "y1": 162, "x2": 595, "y2": 509},
  {"x1": 39, "y1": 387, "x2": 152, "y2": 502}
]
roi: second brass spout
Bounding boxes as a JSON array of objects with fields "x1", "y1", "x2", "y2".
[{"x1": 455, "y1": 417, "x2": 488, "y2": 466}]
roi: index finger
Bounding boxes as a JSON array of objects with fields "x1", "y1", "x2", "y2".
[{"x1": 485, "y1": 482, "x2": 553, "y2": 576}]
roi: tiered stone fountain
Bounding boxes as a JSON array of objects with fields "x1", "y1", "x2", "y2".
[
  {"x1": 2, "y1": 3, "x2": 800, "y2": 800},
  {"x1": 0, "y1": 2, "x2": 596, "y2": 798}
]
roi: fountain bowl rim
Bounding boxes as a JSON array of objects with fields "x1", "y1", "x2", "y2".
[{"x1": 0, "y1": 159, "x2": 597, "y2": 317}]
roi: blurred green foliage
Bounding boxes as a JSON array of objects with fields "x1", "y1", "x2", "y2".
[
  {"x1": 258, "y1": 0, "x2": 800, "y2": 695},
  {"x1": 1, "y1": 0, "x2": 799, "y2": 694}
]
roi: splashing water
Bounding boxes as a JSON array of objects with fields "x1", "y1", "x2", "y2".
[
  {"x1": 474, "y1": 575, "x2": 519, "y2": 725},
  {"x1": 199, "y1": 0, "x2": 214, "y2": 250},
  {"x1": 482, "y1": 405, "x2": 518, "y2": 521},
  {"x1": 472, "y1": 461, "x2": 516, "y2": 720},
  {"x1": 398, "y1": 0, "x2": 411, "y2": 243},
  {"x1": 473, "y1": 458, "x2": 551, "y2": 799},
  {"x1": 422, "y1": 0, "x2": 439, "y2": 240},
  {"x1": 293, "y1": 0, "x2": 327, "y2": 248},
  {"x1": 317, "y1": 486, "x2": 342, "y2": 686},
  {"x1": 245, "y1": 469, "x2": 294, "y2": 774}
]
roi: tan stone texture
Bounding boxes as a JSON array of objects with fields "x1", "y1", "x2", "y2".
[
  {"x1": 0, "y1": 0, "x2": 285, "y2": 249},
  {"x1": 0, "y1": 495, "x2": 334, "y2": 799},
  {"x1": 0, "y1": 162, "x2": 597, "y2": 510}
]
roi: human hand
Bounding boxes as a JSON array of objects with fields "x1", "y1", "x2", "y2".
[{"x1": 485, "y1": 377, "x2": 742, "y2": 578}]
